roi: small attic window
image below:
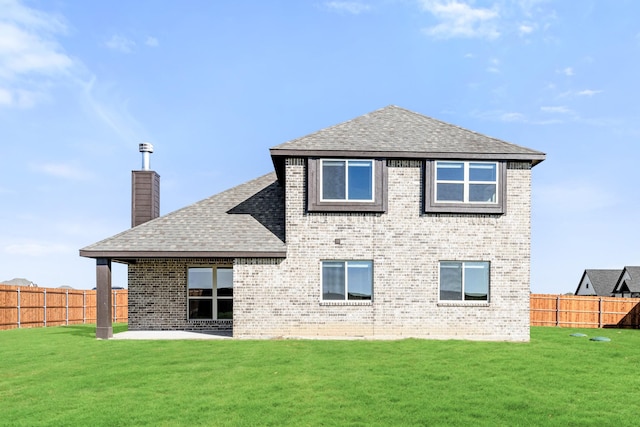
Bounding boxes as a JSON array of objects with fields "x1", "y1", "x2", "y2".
[{"x1": 307, "y1": 158, "x2": 387, "y2": 213}]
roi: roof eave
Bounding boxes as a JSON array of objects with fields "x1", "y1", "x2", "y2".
[
  {"x1": 270, "y1": 149, "x2": 546, "y2": 166},
  {"x1": 79, "y1": 250, "x2": 287, "y2": 260}
]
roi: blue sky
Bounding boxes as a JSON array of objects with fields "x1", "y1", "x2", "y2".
[{"x1": 1, "y1": 0, "x2": 638, "y2": 293}]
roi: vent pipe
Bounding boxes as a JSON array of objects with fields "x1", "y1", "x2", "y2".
[{"x1": 139, "y1": 143, "x2": 154, "y2": 171}]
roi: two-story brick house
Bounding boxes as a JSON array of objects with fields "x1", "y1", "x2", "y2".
[{"x1": 80, "y1": 105, "x2": 545, "y2": 341}]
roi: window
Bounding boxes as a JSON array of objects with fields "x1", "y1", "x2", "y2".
[
  {"x1": 322, "y1": 159, "x2": 374, "y2": 201},
  {"x1": 435, "y1": 161, "x2": 497, "y2": 203},
  {"x1": 425, "y1": 160, "x2": 506, "y2": 214},
  {"x1": 439, "y1": 261, "x2": 489, "y2": 302},
  {"x1": 187, "y1": 266, "x2": 233, "y2": 320},
  {"x1": 322, "y1": 261, "x2": 373, "y2": 301},
  {"x1": 307, "y1": 158, "x2": 387, "y2": 212}
]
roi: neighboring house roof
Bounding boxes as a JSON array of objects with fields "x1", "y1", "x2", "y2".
[
  {"x1": 1, "y1": 278, "x2": 37, "y2": 287},
  {"x1": 613, "y1": 266, "x2": 640, "y2": 294},
  {"x1": 80, "y1": 172, "x2": 285, "y2": 260},
  {"x1": 270, "y1": 105, "x2": 546, "y2": 180},
  {"x1": 575, "y1": 269, "x2": 621, "y2": 296}
]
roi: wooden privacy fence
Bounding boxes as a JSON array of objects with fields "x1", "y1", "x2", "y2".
[
  {"x1": 0, "y1": 285, "x2": 128, "y2": 330},
  {"x1": 531, "y1": 294, "x2": 640, "y2": 328},
  {"x1": 2, "y1": 288, "x2": 638, "y2": 331}
]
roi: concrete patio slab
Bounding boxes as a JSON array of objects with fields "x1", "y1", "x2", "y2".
[{"x1": 113, "y1": 330, "x2": 232, "y2": 340}]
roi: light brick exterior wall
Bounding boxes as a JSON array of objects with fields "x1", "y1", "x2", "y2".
[
  {"x1": 128, "y1": 158, "x2": 532, "y2": 341},
  {"x1": 233, "y1": 158, "x2": 532, "y2": 341}
]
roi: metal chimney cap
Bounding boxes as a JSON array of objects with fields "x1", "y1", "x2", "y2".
[{"x1": 139, "y1": 143, "x2": 154, "y2": 153}]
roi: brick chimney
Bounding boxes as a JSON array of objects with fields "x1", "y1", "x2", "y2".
[{"x1": 131, "y1": 143, "x2": 160, "y2": 227}]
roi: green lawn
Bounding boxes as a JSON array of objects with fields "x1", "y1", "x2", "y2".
[{"x1": 1, "y1": 325, "x2": 640, "y2": 426}]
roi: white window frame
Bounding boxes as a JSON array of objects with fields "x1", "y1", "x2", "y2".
[
  {"x1": 319, "y1": 159, "x2": 375, "y2": 203},
  {"x1": 321, "y1": 260, "x2": 373, "y2": 301},
  {"x1": 434, "y1": 161, "x2": 499, "y2": 204},
  {"x1": 187, "y1": 265, "x2": 233, "y2": 320},
  {"x1": 438, "y1": 261, "x2": 490, "y2": 303}
]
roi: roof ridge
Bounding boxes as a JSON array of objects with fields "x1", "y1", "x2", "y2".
[{"x1": 270, "y1": 105, "x2": 546, "y2": 162}]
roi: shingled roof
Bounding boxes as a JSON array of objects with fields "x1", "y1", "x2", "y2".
[
  {"x1": 576, "y1": 269, "x2": 621, "y2": 296},
  {"x1": 270, "y1": 105, "x2": 545, "y2": 180},
  {"x1": 80, "y1": 173, "x2": 285, "y2": 260},
  {"x1": 614, "y1": 266, "x2": 640, "y2": 294},
  {"x1": 81, "y1": 105, "x2": 545, "y2": 261}
]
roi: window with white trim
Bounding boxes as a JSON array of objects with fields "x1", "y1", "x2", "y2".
[
  {"x1": 439, "y1": 261, "x2": 490, "y2": 302},
  {"x1": 321, "y1": 159, "x2": 374, "y2": 202},
  {"x1": 435, "y1": 161, "x2": 498, "y2": 203},
  {"x1": 425, "y1": 160, "x2": 505, "y2": 214},
  {"x1": 187, "y1": 266, "x2": 233, "y2": 320},
  {"x1": 322, "y1": 260, "x2": 373, "y2": 301}
]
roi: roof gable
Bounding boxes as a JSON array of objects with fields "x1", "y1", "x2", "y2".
[
  {"x1": 614, "y1": 266, "x2": 640, "y2": 293},
  {"x1": 576, "y1": 269, "x2": 621, "y2": 296}
]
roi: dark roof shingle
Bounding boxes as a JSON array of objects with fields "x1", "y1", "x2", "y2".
[
  {"x1": 80, "y1": 173, "x2": 285, "y2": 259},
  {"x1": 270, "y1": 105, "x2": 546, "y2": 162},
  {"x1": 578, "y1": 269, "x2": 621, "y2": 296},
  {"x1": 620, "y1": 266, "x2": 640, "y2": 293}
]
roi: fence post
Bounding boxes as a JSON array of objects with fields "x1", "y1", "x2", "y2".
[
  {"x1": 113, "y1": 290, "x2": 117, "y2": 323},
  {"x1": 66, "y1": 289, "x2": 69, "y2": 326},
  {"x1": 83, "y1": 291, "x2": 86, "y2": 324},
  {"x1": 43, "y1": 289, "x2": 47, "y2": 327},
  {"x1": 17, "y1": 287, "x2": 21, "y2": 329},
  {"x1": 556, "y1": 295, "x2": 560, "y2": 327},
  {"x1": 598, "y1": 297, "x2": 603, "y2": 328}
]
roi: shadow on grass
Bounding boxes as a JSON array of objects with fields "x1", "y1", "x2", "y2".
[{"x1": 50, "y1": 323, "x2": 129, "y2": 339}]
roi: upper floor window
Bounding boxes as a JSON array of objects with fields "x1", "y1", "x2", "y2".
[
  {"x1": 308, "y1": 158, "x2": 387, "y2": 213},
  {"x1": 435, "y1": 161, "x2": 497, "y2": 203},
  {"x1": 425, "y1": 160, "x2": 506, "y2": 214},
  {"x1": 322, "y1": 159, "x2": 374, "y2": 201}
]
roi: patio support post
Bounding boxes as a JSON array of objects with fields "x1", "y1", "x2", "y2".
[{"x1": 96, "y1": 258, "x2": 113, "y2": 339}]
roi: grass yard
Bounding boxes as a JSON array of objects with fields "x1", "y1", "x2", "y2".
[{"x1": 1, "y1": 326, "x2": 640, "y2": 426}]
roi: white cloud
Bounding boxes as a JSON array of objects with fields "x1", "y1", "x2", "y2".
[
  {"x1": 472, "y1": 109, "x2": 563, "y2": 125},
  {"x1": 558, "y1": 67, "x2": 574, "y2": 76},
  {"x1": 0, "y1": 86, "x2": 46, "y2": 108},
  {"x1": 0, "y1": 86, "x2": 11, "y2": 104},
  {"x1": 30, "y1": 162, "x2": 92, "y2": 180},
  {"x1": 487, "y1": 57, "x2": 500, "y2": 73},
  {"x1": 0, "y1": 0, "x2": 75, "y2": 108},
  {"x1": 518, "y1": 23, "x2": 534, "y2": 35},
  {"x1": 79, "y1": 76, "x2": 149, "y2": 146},
  {"x1": 105, "y1": 34, "x2": 136, "y2": 53},
  {"x1": 558, "y1": 89, "x2": 603, "y2": 98},
  {"x1": 540, "y1": 105, "x2": 572, "y2": 114},
  {"x1": 325, "y1": 1, "x2": 371, "y2": 14},
  {"x1": 501, "y1": 112, "x2": 526, "y2": 122},
  {"x1": 576, "y1": 89, "x2": 602, "y2": 97},
  {"x1": 420, "y1": 0, "x2": 500, "y2": 40},
  {"x1": 145, "y1": 36, "x2": 159, "y2": 47}
]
